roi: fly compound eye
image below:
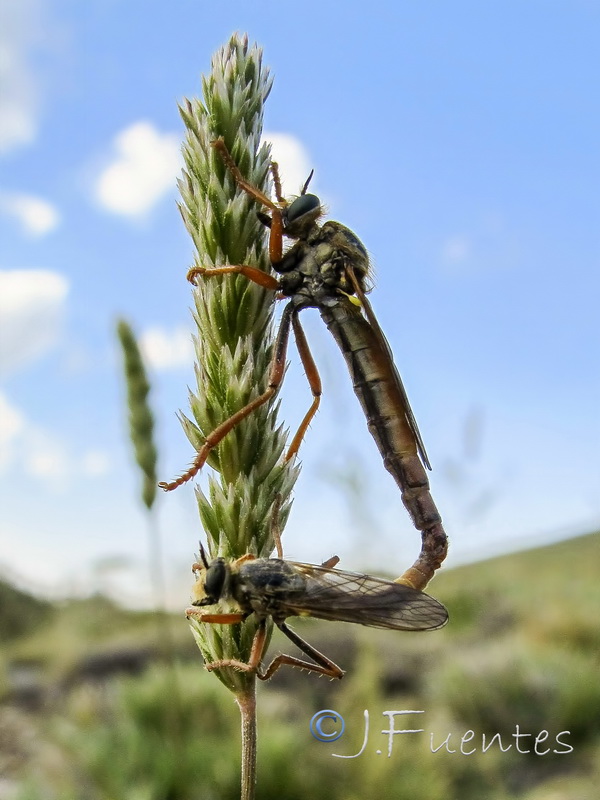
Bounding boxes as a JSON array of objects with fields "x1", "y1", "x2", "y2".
[
  {"x1": 203, "y1": 559, "x2": 227, "y2": 603},
  {"x1": 285, "y1": 194, "x2": 321, "y2": 225}
]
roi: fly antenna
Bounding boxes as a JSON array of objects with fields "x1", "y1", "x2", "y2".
[
  {"x1": 301, "y1": 169, "x2": 315, "y2": 195},
  {"x1": 198, "y1": 541, "x2": 210, "y2": 569}
]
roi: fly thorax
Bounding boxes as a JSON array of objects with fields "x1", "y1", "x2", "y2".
[
  {"x1": 320, "y1": 221, "x2": 370, "y2": 285},
  {"x1": 280, "y1": 247, "x2": 326, "y2": 307},
  {"x1": 278, "y1": 269, "x2": 305, "y2": 297}
]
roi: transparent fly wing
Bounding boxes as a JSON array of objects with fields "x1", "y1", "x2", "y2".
[
  {"x1": 281, "y1": 563, "x2": 448, "y2": 631},
  {"x1": 347, "y1": 267, "x2": 432, "y2": 471}
]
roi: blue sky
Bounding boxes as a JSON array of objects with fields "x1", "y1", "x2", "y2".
[{"x1": 1, "y1": 0, "x2": 599, "y2": 606}]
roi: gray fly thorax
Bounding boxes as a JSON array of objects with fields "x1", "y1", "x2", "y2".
[
  {"x1": 278, "y1": 220, "x2": 369, "y2": 311},
  {"x1": 235, "y1": 559, "x2": 307, "y2": 618}
]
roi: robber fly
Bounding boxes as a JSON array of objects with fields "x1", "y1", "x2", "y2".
[
  {"x1": 187, "y1": 544, "x2": 449, "y2": 680},
  {"x1": 161, "y1": 138, "x2": 448, "y2": 591}
]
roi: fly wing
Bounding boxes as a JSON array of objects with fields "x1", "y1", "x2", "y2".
[
  {"x1": 347, "y1": 267, "x2": 432, "y2": 471},
  {"x1": 280, "y1": 563, "x2": 448, "y2": 631}
]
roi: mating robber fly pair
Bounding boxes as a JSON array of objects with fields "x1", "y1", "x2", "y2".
[{"x1": 168, "y1": 137, "x2": 449, "y2": 678}]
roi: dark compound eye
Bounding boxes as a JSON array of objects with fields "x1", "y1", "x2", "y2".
[
  {"x1": 285, "y1": 193, "x2": 321, "y2": 225},
  {"x1": 203, "y1": 559, "x2": 227, "y2": 602}
]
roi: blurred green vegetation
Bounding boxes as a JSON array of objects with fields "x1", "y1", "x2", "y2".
[
  {"x1": 0, "y1": 581, "x2": 54, "y2": 643},
  {"x1": 1, "y1": 530, "x2": 598, "y2": 799}
]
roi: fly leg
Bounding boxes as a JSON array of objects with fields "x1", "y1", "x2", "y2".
[
  {"x1": 286, "y1": 313, "x2": 323, "y2": 461},
  {"x1": 187, "y1": 614, "x2": 344, "y2": 680},
  {"x1": 270, "y1": 159, "x2": 286, "y2": 204},
  {"x1": 186, "y1": 263, "x2": 280, "y2": 290},
  {"x1": 186, "y1": 612, "x2": 248, "y2": 625},
  {"x1": 212, "y1": 137, "x2": 285, "y2": 265},
  {"x1": 200, "y1": 618, "x2": 275, "y2": 677},
  {"x1": 185, "y1": 610, "x2": 265, "y2": 675},
  {"x1": 258, "y1": 621, "x2": 344, "y2": 680},
  {"x1": 320, "y1": 555, "x2": 340, "y2": 569},
  {"x1": 159, "y1": 141, "x2": 293, "y2": 492},
  {"x1": 184, "y1": 617, "x2": 287, "y2": 679},
  {"x1": 268, "y1": 494, "x2": 285, "y2": 559},
  {"x1": 159, "y1": 302, "x2": 295, "y2": 491},
  {"x1": 212, "y1": 138, "x2": 279, "y2": 211}
]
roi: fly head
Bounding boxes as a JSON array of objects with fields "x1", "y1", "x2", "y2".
[
  {"x1": 191, "y1": 557, "x2": 228, "y2": 607},
  {"x1": 282, "y1": 193, "x2": 322, "y2": 239}
]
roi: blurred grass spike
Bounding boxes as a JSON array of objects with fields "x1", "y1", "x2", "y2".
[{"x1": 116, "y1": 318, "x2": 158, "y2": 510}]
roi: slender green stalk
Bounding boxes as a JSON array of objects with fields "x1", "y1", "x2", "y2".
[
  {"x1": 116, "y1": 318, "x2": 182, "y2": 740},
  {"x1": 237, "y1": 687, "x2": 258, "y2": 800},
  {"x1": 175, "y1": 35, "x2": 297, "y2": 798}
]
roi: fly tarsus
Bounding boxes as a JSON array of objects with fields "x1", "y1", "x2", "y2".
[
  {"x1": 198, "y1": 614, "x2": 345, "y2": 681},
  {"x1": 258, "y1": 653, "x2": 344, "y2": 681},
  {"x1": 158, "y1": 382, "x2": 280, "y2": 491},
  {"x1": 186, "y1": 263, "x2": 280, "y2": 290}
]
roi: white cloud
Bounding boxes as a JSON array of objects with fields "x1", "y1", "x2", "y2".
[
  {"x1": 441, "y1": 234, "x2": 472, "y2": 265},
  {"x1": 81, "y1": 450, "x2": 110, "y2": 477},
  {"x1": 263, "y1": 132, "x2": 314, "y2": 198},
  {"x1": 0, "y1": 0, "x2": 43, "y2": 154},
  {"x1": 0, "y1": 391, "x2": 110, "y2": 485},
  {"x1": 139, "y1": 325, "x2": 193, "y2": 370},
  {"x1": 0, "y1": 192, "x2": 60, "y2": 236},
  {"x1": 25, "y1": 437, "x2": 69, "y2": 481},
  {"x1": 439, "y1": 219, "x2": 517, "y2": 274},
  {"x1": 95, "y1": 122, "x2": 181, "y2": 217},
  {"x1": 0, "y1": 393, "x2": 25, "y2": 444},
  {"x1": 0, "y1": 269, "x2": 69, "y2": 375},
  {"x1": 0, "y1": 392, "x2": 25, "y2": 471},
  {"x1": 0, "y1": 391, "x2": 65, "y2": 482}
]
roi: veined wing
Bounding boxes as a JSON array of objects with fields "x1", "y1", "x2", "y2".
[
  {"x1": 281, "y1": 563, "x2": 448, "y2": 631},
  {"x1": 346, "y1": 266, "x2": 432, "y2": 471}
]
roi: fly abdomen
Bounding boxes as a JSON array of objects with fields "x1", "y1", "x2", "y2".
[
  {"x1": 320, "y1": 295, "x2": 448, "y2": 589},
  {"x1": 321, "y1": 299, "x2": 418, "y2": 460},
  {"x1": 389, "y1": 453, "x2": 441, "y2": 524}
]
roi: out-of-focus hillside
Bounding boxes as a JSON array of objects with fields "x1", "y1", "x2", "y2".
[{"x1": 1, "y1": 530, "x2": 598, "y2": 799}]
